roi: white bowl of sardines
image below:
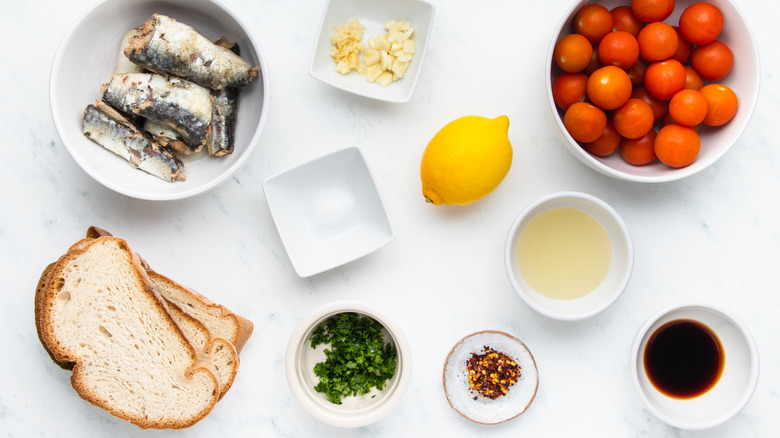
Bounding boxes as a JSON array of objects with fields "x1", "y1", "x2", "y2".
[{"x1": 50, "y1": 0, "x2": 269, "y2": 200}]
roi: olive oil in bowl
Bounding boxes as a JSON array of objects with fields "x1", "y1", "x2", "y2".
[{"x1": 516, "y1": 207, "x2": 611, "y2": 300}]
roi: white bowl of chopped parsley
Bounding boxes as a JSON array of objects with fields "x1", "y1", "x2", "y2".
[{"x1": 285, "y1": 301, "x2": 412, "y2": 428}]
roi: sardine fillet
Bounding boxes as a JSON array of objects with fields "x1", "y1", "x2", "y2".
[
  {"x1": 125, "y1": 14, "x2": 259, "y2": 90},
  {"x1": 207, "y1": 88, "x2": 238, "y2": 156},
  {"x1": 102, "y1": 73, "x2": 212, "y2": 153},
  {"x1": 82, "y1": 102, "x2": 185, "y2": 182}
]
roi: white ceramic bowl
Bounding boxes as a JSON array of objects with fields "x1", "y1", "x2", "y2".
[
  {"x1": 631, "y1": 303, "x2": 759, "y2": 429},
  {"x1": 50, "y1": 0, "x2": 269, "y2": 200},
  {"x1": 546, "y1": 0, "x2": 760, "y2": 183},
  {"x1": 285, "y1": 301, "x2": 412, "y2": 428},
  {"x1": 505, "y1": 191, "x2": 633, "y2": 320},
  {"x1": 443, "y1": 330, "x2": 539, "y2": 425},
  {"x1": 262, "y1": 147, "x2": 395, "y2": 277},
  {"x1": 310, "y1": 0, "x2": 435, "y2": 103}
]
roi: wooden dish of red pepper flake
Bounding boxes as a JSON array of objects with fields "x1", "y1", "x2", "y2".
[{"x1": 443, "y1": 330, "x2": 539, "y2": 425}]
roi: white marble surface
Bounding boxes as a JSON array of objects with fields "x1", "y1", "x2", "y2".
[{"x1": 2, "y1": 0, "x2": 779, "y2": 436}]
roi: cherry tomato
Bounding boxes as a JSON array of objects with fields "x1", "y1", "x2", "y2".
[
  {"x1": 564, "y1": 101, "x2": 608, "y2": 143},
  {"x1": 655, "y1": 124, "x2": 701, "y2": 168},
  {"x1": 611, "y1": 5, "x2": 643, "y2": 36},
  {"x1": 637, "y1": 21, "x2": 679, "y2": 62},
  {"x1": 631, "y1": 86, "x2": 668, "y2": 120},
  {"x1": 668, "y1": 89, "x2": 708, "y2": 126},
  {"x1": 699, "y1": 83, "x2": 738, "y2": 126},
  {"x1": 613, "y1": 98, "x2": 655, "y2": 139},
  {"x1": 574, "y1": 4, "x2": 614, "y2": 44},
  {"x1": 679, "y1": 2, "x2": 724, "y2": 45},
  {"x1": 587, "y1": 65, "x2": 633, "y2": 110},
  {"x1": 645, "y1": 59, "x2": 686, "y2": 100},
  {"x1": 631, "y1": 0, "x2": 675, "y2": 23},
  {"x1": 671, "y1": 26, "x2": 693, "y2": 64},
  {"x1": 626, "y1": 58, "x2": 648, "y2": 87},
  {"x1": 620, "y1": 128, "x2": 657, "y2": 165},
  {"x1": 691, "y1": 40, "x2": 733, "y2": 81},
  {"x1": 552, "y1": 72, "x2": 588, "y2": 110},
  {"x1": 684, "y1": 65, "x2": 704, "y2": 90},
  {"x1": 584, "y1": 119, "x2": 621, "y2": 157},
  {"x1": 598, "y1": 31, "x2": 639, "y2": 68},
  {"x1": 554, "y1": 33, "x2": 594, "y2": 73}
]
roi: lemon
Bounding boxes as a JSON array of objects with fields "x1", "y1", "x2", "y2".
[{"x1": 420, "y1": 115, "x2": 512, "y2": 206}]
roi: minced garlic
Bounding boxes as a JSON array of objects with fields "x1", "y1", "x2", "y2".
[
  {"x1": 330, "y1": 19, "x2": 416, "y2": 87},
  {"x1": 331, "y1": 18, "x2": 366, "y2": 74}
]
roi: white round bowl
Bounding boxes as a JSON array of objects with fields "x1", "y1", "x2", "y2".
[
  {"x1": 443, "y1": 330, "x2": 539, "y2": 425},
  {"x1": 285, "y1": 301, "x2": 412, "y2": 428},
  {"x1": 50, "y1": 0, "x2": 269, "y2": 200},
  {"x1": 631, "y1": 303, "x2": 759, "y2": 429},
  {"x1": 505, "y1": 191, "x2": 633, "y2": 320},
  {"x1": 546, "y1": 0, "x2": 760, "y2": 183}
]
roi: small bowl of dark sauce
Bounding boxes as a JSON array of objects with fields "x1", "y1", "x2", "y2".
[{"x1": 631, "y1": 303, "x2": 759, "y2": 430}]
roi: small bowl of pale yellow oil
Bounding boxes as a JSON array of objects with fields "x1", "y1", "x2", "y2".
[{"x1": 505, "y1": 191, "x2": 633, "y2": 321}]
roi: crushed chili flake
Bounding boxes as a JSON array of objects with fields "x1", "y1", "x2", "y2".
[{"x1": 466, "y1": 346, "x2": 521, "y2": 400}]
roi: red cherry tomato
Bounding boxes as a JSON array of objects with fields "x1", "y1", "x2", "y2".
[
  {"x1": 668, "y1": 89, "x2": 708, "y2": 126},
  {"x1": 620, "y1": 128, "x2": 657, "y2": 165},
  {"x1": 654, "y1": 124, "x2": 701, "y2": 168},
  {"x1": 631, "y1": 0, "x2": 675, "y2": 23},
  {"x1": 584, "y1": 119, "x2": 622, "y2": 157},
  {"x1": 613, "y1": 98, "x2": 655, "y2": 139},
  {"x1": 611, "y1": 5, "x2": 643, "y2": 36},
  {"x1": 632, "y1": 86, "x2": 668, "y2": 120},
  {"x1": 574, "y1": 4, "x2": 614, "y2": 44},
  {"x1": 587, "y1": 65, "x2": 633, "y2": 110},
  {"x1": 679, "y1": 2, "x2": 724, "y2": 45},
  {"x1": 552, "y1": 72, "x2": 588, "y2": 110},
  {"x1": 691, "y1": 40, "x2": 734, "y2": 81},
  {"x1": 554, "y1": 34, "x2": 594, "y2": 73},
  {"x1": 645, "y1": 59, "x2": 686, "y2": 100},
  {"x1": 699, "y1": 83, "x2": 738, "y2": 126},
  {"x1": 564, "y1": 101, "x2": 608, "y2": 143},
  {"x1": 637, "y1": 21, "x2": 679, "y2": 62},
  {"x1": 598, "y1": 30, "x2": 640, "y2": 68}
]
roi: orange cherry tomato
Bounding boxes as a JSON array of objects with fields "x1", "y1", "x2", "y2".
[
  {"x1": 574, "y1": 4, "x2": 614, "y2": 44},
  {"x1": 637, "y1": 21, "x2": 679, "y2": 62},
  {"x1": 631, "y1": 86, "x2": 668, "y2": 120},
  {"x1": 645, "y1": 59, "x2": 686, "y2": 100},
  {"x1": 611, "y1": 5, "x2": 643, "y2": 36},
  {"x1": 626, "y1": 58, "x2": 648, "y2": 87},
  {"x1": 699, "y1": 83, "x2": 738, "y2": 126},
  {"x1": 598, "y1": 30, "x2": 639, "y2": 68},
  {"x1": 655, "y1": 124, "x2": 701, "y2": 168},
  {"x1": 671, "y1": 26, "x2": 693, "y2": 64},
  {"x1": 684, "y1": 65, "x2": 704, "y2": 90},
  {"x1": 587, "y1": 65, "x2": 633, "y2": 110},
  {"x1": 691, "y1": 40, "x2": 733, "y2": 81},
  {"x1": 620, "y1": 128, "x2": 657, "y2": 165},
  {"x1": 631, "y1": 0, "x2": 675, "y2": 23},
  {"x1": 554, "y1": 34, "x2": 594, "y2": 73},
  {"x1": 552, "y1": 72, "x2": 588, "y2": 110},
  {"x1": 668, "y1": 89, "x2": 708, "y2": 126},
  {"x1": 613, "y1": 98, "x2": 655, "y2": 139},
  {"x1": 584, "y1": 119, "x2": 622, "y2": 157},
  {"x1": 679, "y1": 2, "x2": 724, "y2": 45},
  {"x1": 564, "y1": 101, "x2": 608, "y2": 143}
]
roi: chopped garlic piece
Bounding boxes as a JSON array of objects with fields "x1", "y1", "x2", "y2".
[{"x1": 331, "y1": 18, "x2": 365, "y2": 74}]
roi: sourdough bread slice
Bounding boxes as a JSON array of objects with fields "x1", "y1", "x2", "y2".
[{"x1": 35, "y1": 237, "x2": 219, "y2": 429}]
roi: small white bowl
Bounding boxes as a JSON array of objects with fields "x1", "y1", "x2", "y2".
[
  {"x1": 285, "y1": 301, "x2": 412, "y2": 428},
  {"x1": 442, "y1": 330, "x2": 539, "y2": 425},
  {"x1": 631, "y1": 303, "x2": 759, "y2": 429},
  {"x1": 505, "y1": 191, "x2": 633, "y2": 320},
  {"x1": 546, "y1": 0, "x2": 760, "y2": 183},
  {"x1": 50, "y1": 0, "x2": 269, "y2": 200},
  {"x1": 262, "y1": 147, "x2": 394, "y2": 277},
  {"x1": 309, "y1": 0, "x2": 435, "y2": 103}
]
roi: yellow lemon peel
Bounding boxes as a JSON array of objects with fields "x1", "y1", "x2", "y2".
[{"x1": 420, "y1": 115, "x2": 512, "y2": 206}]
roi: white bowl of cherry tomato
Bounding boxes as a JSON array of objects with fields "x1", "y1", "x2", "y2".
[{"x1": 546, "y1": 0, "x2": 759, "y2": 183}]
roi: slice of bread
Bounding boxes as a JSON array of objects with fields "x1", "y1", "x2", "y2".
[{"x1": 35, "y1": 237, "x2": 219, "y2": 429}]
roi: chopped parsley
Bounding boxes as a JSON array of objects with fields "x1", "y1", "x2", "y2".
[{"x1": 309, "y1": 312, "x2": 397, "y2": 404}]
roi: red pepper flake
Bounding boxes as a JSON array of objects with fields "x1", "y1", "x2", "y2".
[{"x1": 466, "y1": 346, "x2": 521, "y2": 400}]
